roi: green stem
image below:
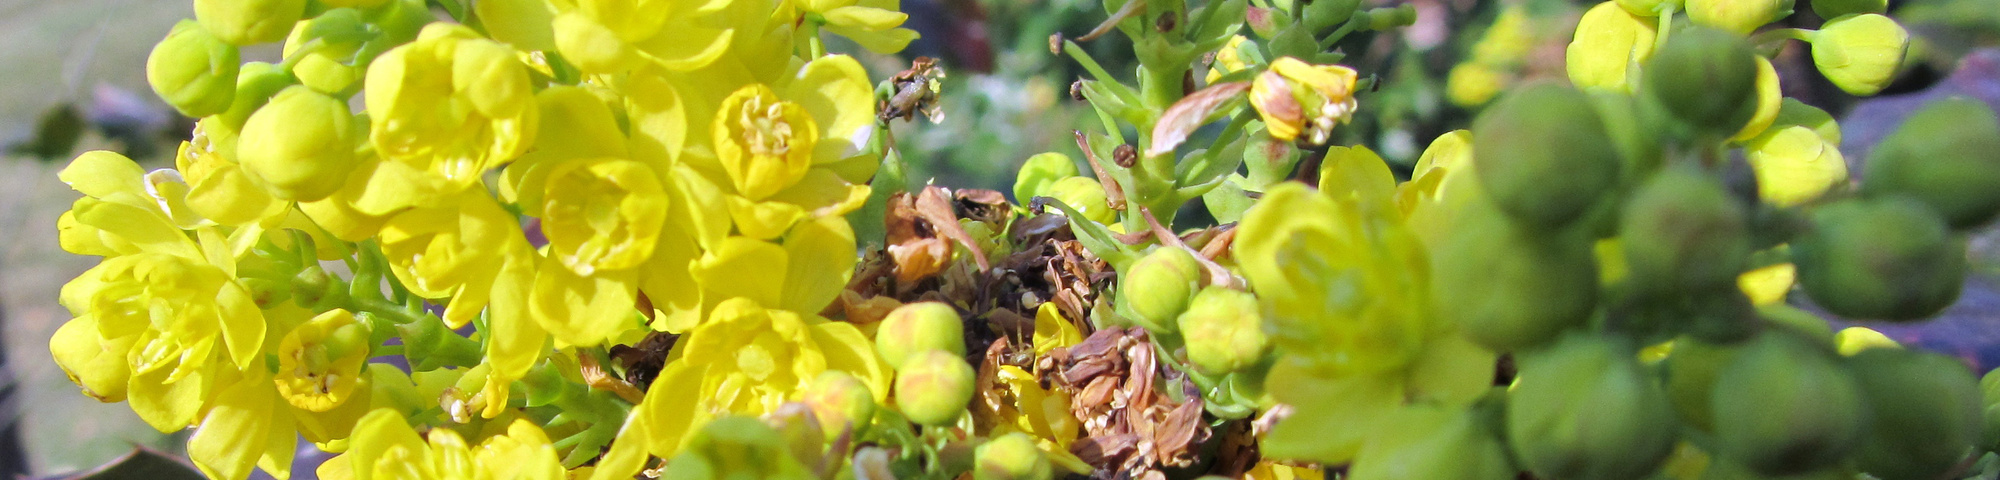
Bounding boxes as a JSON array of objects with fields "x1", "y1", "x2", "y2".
[
  {"x1": 1064, "y1": 40, "x2": 1125, "y2": 90},
  {"x1": 1318, "y1": 15, "x2": 1365, "y2": 49}
]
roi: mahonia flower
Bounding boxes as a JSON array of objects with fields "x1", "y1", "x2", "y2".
[
  {"x1": 1567, "y1": 1, "x2": 1657, "y2": 93},
  {"x1": 274, "y1": 309, "x2": 372, "y2": 412},
  {"x1": 549, "y1": 0, "x2": 739, "y2": 73},
  {"x1": 52, "y1": 151, "x2": 267, "y2": 430},
  {"x1": 796, "y1": 0, "x2": 920, "y2": 54},
  {"x1": 326, "y1": 408, "x2": 565, "y2": 480},
  {"x1": 363, "y1": 23, "x2": 538, "y2": 211},
  {"x1": 1250, "y1": 57, "x2": 1359, "y2": 146},
  {"x1": 595, "y1": 297, "x2": 888, "y2": 468},
  {"x1": 699, "y1": 55, "x2": 878, "y2": 239},
  {"x1": 690, "y1": 216, "x2": 858, "y2": 317}
]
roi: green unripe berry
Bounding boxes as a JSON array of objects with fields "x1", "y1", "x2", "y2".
[
  {"x1": 1811, "y1": 14, "x2": 1909, "y2": 96},
  {"x1": 1645, "y1": 27, "x2": 1761, "y2": 138},
  {"x1": 975, "y1": 433, "x2": 1053, "y2": 480},
  {"x1": 1980, "y1": 368, "x2": 2000, "y2": 452},
  {"x1": 1471, "y1": 83, "x2": 1622, "y2": 229},
  {"x1": 1665, "y1": 336, "x2": 1741, "y2": 432},
  {"x1": 1793, "y1": 197, "x2": 1965, "y2": 321},
  {"x1": 1847, "y1": 349, "x2": 1981, "y2": 480},
  {"x1": 147, "y1": 20, "x2": 240, "y2": 118},
  {"x1": 1621, "y1": 166, "x2": 1751, "y2": 297},
  {"x1": 1506, "y1": 334, "x2": 1679, "y2": 480},
  {"x1": 1176, "y1": 287, "x2": 1268, "y2": 374},
  {"x1": 1686, "y1": 0, "x2": 1792, "y2": 35},
  {"x1": 1348, "y1": 405, "x2": 1515, "y2": 480},
  {"x1": 1861, "y1": 97, "x2": 2000, "y2": 229},
  {"x1": 195, "y1": 0, "x2": 308, "y2": 46},
  {"x1": 802, "y1": 371, "x2": 877, "y2": 441},
  {"x1": 1433, "y1": 211, "x2": 1598, "y2": 352},
  {"x1": 238, "y1": 85, "x2": 358, "y2": 202},
  {"x1": 894, "y1": 349, "x2": 975, "y2": 427},
  {"x1": 1711, "y1": 333, "x2": 1867, "y2": 476},
  {"x1": 1121, "y1": 247, "x2": 1202, "y2": 334},
  {"x1": 1045, "y1": 176, "x2": 1115, "y2": 224},
  {"x1": 1014, "y1": 152, "x2": 1079, "y2": 204},
  {"x1": 875, "y1": 302, "x2": 965, "y2": 371}
]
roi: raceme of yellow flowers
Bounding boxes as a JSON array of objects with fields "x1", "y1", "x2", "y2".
[{"x1": 53, "y1": 0, "x2": 913, "y2": 478}]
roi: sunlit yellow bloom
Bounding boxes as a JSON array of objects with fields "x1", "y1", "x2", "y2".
[
  {"x1": 690, "y1": 55, "x2": 876, "y2": 239},
  {"x1": 550, "y1": 0, "x2": 738, "y2": 73},
  {"x1": 331, "y1": 408, "x2": 565, "y2": 480},
  {"x1": 364, "y1": 23, "x2": 538, "y2": 210},
  {"x1": 691, "y1": 216, "x2": 857, "y2": 315},
  {"x1": 189, "y1": 346, "x2": 390, "y2": 480},
  {"x1": 621, "y1": 298, "x2": 888, "y2": 459},
  {"x1": 1250, "y1": 57, "x2": 1360, "y2": 146}
]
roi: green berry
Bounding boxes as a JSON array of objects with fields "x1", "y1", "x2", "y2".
[
  {"x1": 1665, "y1": 336, "x2": 1741, "y2": 432},
  {"x1": 1471, "y1": 83, "x2": 1622, "y2": 229},
  {"x1": 1121, "y1": 247, "x2": 1203, "y2": 334},
  {"x1": 1645, "y1": 27, "x2": 1761, "y2": 137},
  {"x1": 802, "y1": 371, "x2": 876, "y2": 441},
  {"x1": 1793, "y1": 197, "x2": 1965, "y2": 321},
  {"x1": 894, "y1": 349, "x2": 975, "y2": 427},
  {"x1": 1432, "y1": 211, "x2": 1598, "y2": 352},
  {"x1": 1177, "y1": 287, "x2": 1268, "y2": 374},
  {"x1": 1506, "y1": 334, "x2": 1679, "y2": 480},
  {"x1": 975, "y1": 433, "x2": 1053, "y2": 480},
  {"x1": 875, "y1": 302, "x2": 965, "y2": 371},
  {"x1": 1045, "y1": 176, "x2": 1115, "y2": 224},
  {"x1": 1862, "y1": 97, "x2": 2000, "y2": 229},
  {"x1": 1848, "y1": 349, "x2": 1981, "y2": 480},
  {"x1": 1621, "y1": 165, "x2": 1751, "y2": 297},
  {"x1": 1711, "y1": 332, "x2": 1867, "y2": 476},
  {"x1": 1013, "y1": 152, "x2": 1079, "y2": 204}
]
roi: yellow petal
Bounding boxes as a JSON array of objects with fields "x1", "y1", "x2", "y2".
[
  {"x1": 60, "y1": 150, "x2": 150, "y2": 200},
  {"x1": 821, "y1": 6, "x2": 908, "y2": 31},
  {"x1": 188, "y1": 371, "x2": 285, "y2": 480},
  {"x1": 790, "y1": 55, "x2": 878, "y2": 164},
  {"x1": 127, "y1": 361, "x2": 209, "y2": 432},
  {"x1": 530, "y1": 254, "x2": 641, "y2": 347},
  {"x1": 50, "y1": 316, "x2": 135, "y2": 402},
  {"x1": 781, "y1": 217, "x2": 857, "y2": 313},
  {"x1": 726, "y1": 195, "x2": 808, "y2": 241},
  {"x1": 692, "y1": 236, "x2": 788, "y2": 307}
]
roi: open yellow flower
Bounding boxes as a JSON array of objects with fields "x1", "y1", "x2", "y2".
[
  {"x1": 550, "y1": 0, "x2": 738, "y2": 73},
  {"x1": 329, "y1": 408, "x2": 565, "y2": 480},
  {"x1": 699, "y1": 55, "x2": 876, "y2": 239},
  {"x1": 364, "y1": 23, "x2": 538, "y2": 211}
]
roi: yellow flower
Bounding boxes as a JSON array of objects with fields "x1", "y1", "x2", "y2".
[
  {"x1": 798, "y1": 0, "x2": 921, "y2": 54},
  {"x1": 550, "y1": 0, "x2": 738, "y2": 73},
  {"x1": 331, "y1": 408, "x2": 565, "y2": 480},
  {"x1": 613, "y1": 297, "x2": 888, "y2": 460},
  {"x1": 274, "y1": 309, "x2": 372, "y2": 412},
  {"x1": 364, "y1": 23, "x2": 538, "y2": 211},
  {"x1": 718, "y1": 84, "x2": 819, "y2": 202},
  {"x1": 697, "y1": 55, "x2": 877, "y2": 239},
  {"x1": 1250, "y1": 57, "x2": 1360, "y2": 146},
  {"x1": 691, "y1": 216, "x2": 857, "y2": 316},
  {"x1": 188, "y1": 347, "x2": 393, "y2": 480},
  {"x1": 1566, "y1": 1, "x2": 1658, "y2": 93}
]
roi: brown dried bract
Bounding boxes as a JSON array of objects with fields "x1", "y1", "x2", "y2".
[{"x1": 1044, "y1": 327, "x2": 1211, "y2": 477}]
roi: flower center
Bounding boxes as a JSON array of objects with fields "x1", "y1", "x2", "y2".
[{"x1": 740, "y1": 99, "x2": 796, "y2": 157}]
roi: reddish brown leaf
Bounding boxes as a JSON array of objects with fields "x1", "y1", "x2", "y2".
[{"x1": 1149, "y1": 81, "x2": 1251, "y2": 157}]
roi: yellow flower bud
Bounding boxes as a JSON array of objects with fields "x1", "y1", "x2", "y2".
[
  {"x1": 1567, "y1": 2, "x2": 1658, "y2": 93},
  {"x1": 715, "y1": 83, "x2": 820, "y2": 201},
  {"x1": 1686, "y1": 0, "x2": 1792, "y2": 35},
  {"x1": 1121, "y1": 247, "x2": 1203, "y2": 333},
  {"x1": 238, "y1": 85, "x2": 358, "y2": 202},
  {"x1": 1251, "y1": 57, "x2": 1359, "y2": 146},
  {"x1": 1731, "y1": 57, "x2": 1783, "y2": 142},
  {"x1": 875, "y1": 301, "x2": 965, "y2": 370},
  {"x1": 1045, "y1": 176, "x2": 1115, "y2": 224},
  {"x1": 195, "y1": 0, "x2": 307, "y2": 45},
  {"x1": 1812, "y1": 14, "x2": 1909, "y2": 96},
  {"x1": 147, "y1": 20, "x2": 240, "y2": 117},
  {"x1": 1834, "y1": 327, "x2": 1899, "y2": 355},
  {"x1": 1745, "y1": 125, "x2": 1846, "y2": 207}
]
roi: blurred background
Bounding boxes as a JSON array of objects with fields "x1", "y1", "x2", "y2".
[{"x1": 3, "y1": 0, "x2": 2000, "y2": 476}]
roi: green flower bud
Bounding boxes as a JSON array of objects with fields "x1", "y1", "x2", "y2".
[
  {"x1": 975, "y1": 433, "x2": 1053, "y2": 480},
  {"x1": 1013, "y1": 152, "x2": 1079, "y2": 204},
  {"x1": 195, "y1": 0, "x2": 308, "y2": 45},
  {"x1": 1811, "y1": 14, "x2": 1909, "y2": 96},
  {"x1": 147, "y1": 20, "x2": 240, "y2": 117},
  {"x1": 802, "y1": 371, "x2": 877, "y2": 441},
  {"x1": 1176, "y1": 287, "x2": 1268, "y2": 374},
  {"x1": 1506, "y1": 334, "x2": 1679, "y2": 480},
  {"x1": 1645, "y1": 27, "x2": 1761, "y2": 137},
  {"x1": 282, "y1": 9, "x2": 371, "y2": 96},
  {"x1": 1471, "y1": 83, "x2": 1622, "y2": 229},
  {"x1": 1811, "y1": 0, "x2": 1886, "y2": 21},
  {"x1": 1301, "y1": 0, "x2": 1360, "y2": 32},
  {"x1": 1433, "y1": 210, "x2": 1598, "y2": 352},
  {"x1": 1686, "y1": 0, "x2": 1792, "y2": 35},
  {"x1": 237, "y1": 85, "x2": 359, "y2": 202},
  {"x1": 1121, "y1": 247, "x2": 1202, "y2": 333},
  {"x1": 1861, "y1": 97, "x2": 2000, "y2": 229},
  {"x1": 1711, "y1": 333, "x2": 1867, "y2": 476},
  {"x1": 1758, "y1": 304, "x2": 1835, "y2": 345},
  {"x1": 1793, "y1": 197, "x2": 1965, "y2": 321},
  {"x1": 894, "y1": 349, "x2": 975, "y2": 427},
  {"x1": 1665, "y1": 336, "x2": 1741, "y2": 432},
  {"x1": 197, "y1": 62, "x2": 297, "y2": 159},
  {"x1": 1847, "y1": 349, "x2": 1981, "y2": 480},
  {"x1": 1621, "y1": 165, "x2": 1750, "y2": 296},
  {"x1": 1568, "y1": 2, "x2": 1659, "y2": 93},
  {"x1": 1045, "y1": 176, "x2": 1116, "y2": 224},
  {"x1": 875, "y1": 302, "x2": 966, "y2": 371}
]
